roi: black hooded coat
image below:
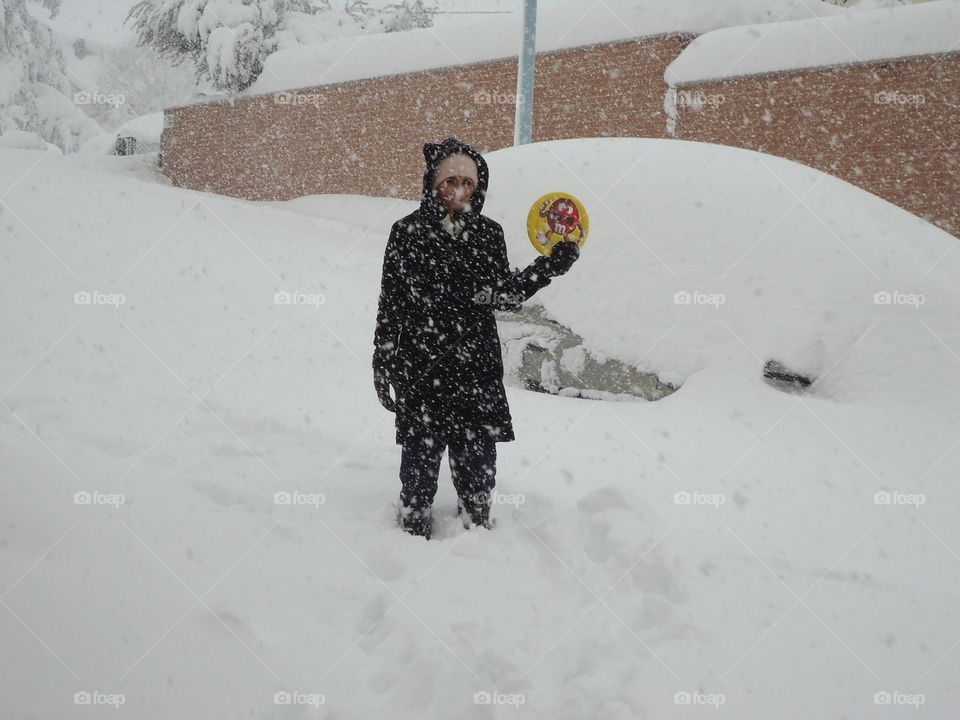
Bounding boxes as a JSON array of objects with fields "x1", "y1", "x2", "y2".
[{"x1": 373, "y1": 138, "x2": 559, "y2": 445}]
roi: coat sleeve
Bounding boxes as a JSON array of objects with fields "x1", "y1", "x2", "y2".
[
  {"x1": 481, "y1": 222, "x2": 553, "y2": 311},
  {"x1": 373, "y1": 223, "x2": 404, "y2": 356}
]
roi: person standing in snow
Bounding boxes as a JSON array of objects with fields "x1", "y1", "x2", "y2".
[{"x1": 372, "y1": 137, "x2": 580, "y2": 540}]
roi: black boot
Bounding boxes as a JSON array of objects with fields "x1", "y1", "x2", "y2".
[
  {"x1": 457, "y1": 492, "x2": 493, "y2": 530},
  {"x1": 398, "y1": 503, "x2": 432, "y2": 540}
]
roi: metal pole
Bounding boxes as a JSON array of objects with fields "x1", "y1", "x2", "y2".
[{"x1": 513, "y1": 0, "x2": 537, "y2": 145}]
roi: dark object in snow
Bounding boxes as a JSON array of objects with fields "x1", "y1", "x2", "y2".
[
  {"x1": 114, "y1": 136, "x2": 137, "y2": 156},
  {"x1": 763, "y1": 359, "x2": 813, "y2": 391},
  {"x1": 114, "y1": 134, "x2": 161, "y2": 157}
]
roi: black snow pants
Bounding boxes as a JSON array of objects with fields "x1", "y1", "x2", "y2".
[{"x1": 398, "y1": 428, "x2": 497, "y2": 538}]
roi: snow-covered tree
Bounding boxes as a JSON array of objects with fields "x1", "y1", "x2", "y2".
[
  {"x1": 381, "y1": 0, "x2": 436, "y2": 33},
  {"x1": 126, "y1": 0, "x2": 317, "y2": 92},
  {"x1": 127, "y1": 0, "x2": 436, "y2": 93},
  {"x1": 0, "y1": 0, "x2": 100, "y2": 151},
  {"x1": 98, "y1": 44, "x2": 203, "y2": 127},
  {"x1": 344, "y1": 0, "x2": 436, "y2": 32}
]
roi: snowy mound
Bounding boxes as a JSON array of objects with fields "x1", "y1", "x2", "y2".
[
  {"x1": 0, "y1": 129, "x2": 61, "y2": 153},
  {"x1": 482, "y1": 138, "x2": 959, "y2": 409},
  {"x1": 2, "y1": 141, "x2": 959, "y2": 719}
]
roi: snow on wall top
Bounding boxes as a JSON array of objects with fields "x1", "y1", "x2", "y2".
[
  {"x1": 665, "y1": 0, "x2": 960, "y2": 86},
  {"x1": 241, "y1": 0, "x2": 845, "y2": 98}
]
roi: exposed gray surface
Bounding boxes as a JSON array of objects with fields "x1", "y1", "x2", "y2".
[{"x1": 496, "y1": 304, "x2": 677, "y2": 402}]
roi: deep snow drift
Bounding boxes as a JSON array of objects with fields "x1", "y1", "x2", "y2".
[{"x1": 1, "y1": 138, "x2": 958, "y2": 719}]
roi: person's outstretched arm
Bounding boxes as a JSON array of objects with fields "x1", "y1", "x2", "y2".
[{"x1": 475, "y1": 222, "x2": 580, "y2": 311}]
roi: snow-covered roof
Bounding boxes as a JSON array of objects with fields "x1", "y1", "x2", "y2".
[
  {"x1": 242, "y1": 0, "x2": 846, "y2": 98},
  {"x1": 666, "y1": 0, "x2": 960, "y2": 86}
]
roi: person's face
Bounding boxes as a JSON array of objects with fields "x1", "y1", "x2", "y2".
[{"x1": 436, "y1": 175, "x2": 476, "y2": 213}]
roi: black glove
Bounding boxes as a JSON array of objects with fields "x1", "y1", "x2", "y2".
[
  {"x1": 536, "y1": 240, "x2": 580, "y2": 278},
  {"x1": 373, "y1": 347, "x2": 398, "y2": 412}
]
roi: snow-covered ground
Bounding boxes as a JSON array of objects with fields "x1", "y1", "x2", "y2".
[{"x1": 2, "y1": 137, "x2": 959, "y2": 719}]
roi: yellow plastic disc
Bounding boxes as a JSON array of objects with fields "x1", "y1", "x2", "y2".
[{"x1": 526, "y1": 192, "x2": 589, "y2": 256}]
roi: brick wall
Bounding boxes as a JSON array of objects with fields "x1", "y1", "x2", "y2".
[
  {"x1": 161, "y1": 35, "x2": 693, "y2": 201},
  {"x1": 670, "y1": 53, "x2": 960, "y2": 236},
  {"x1": 161, "y1": 38, "x2": 959, "y2": 237}
]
